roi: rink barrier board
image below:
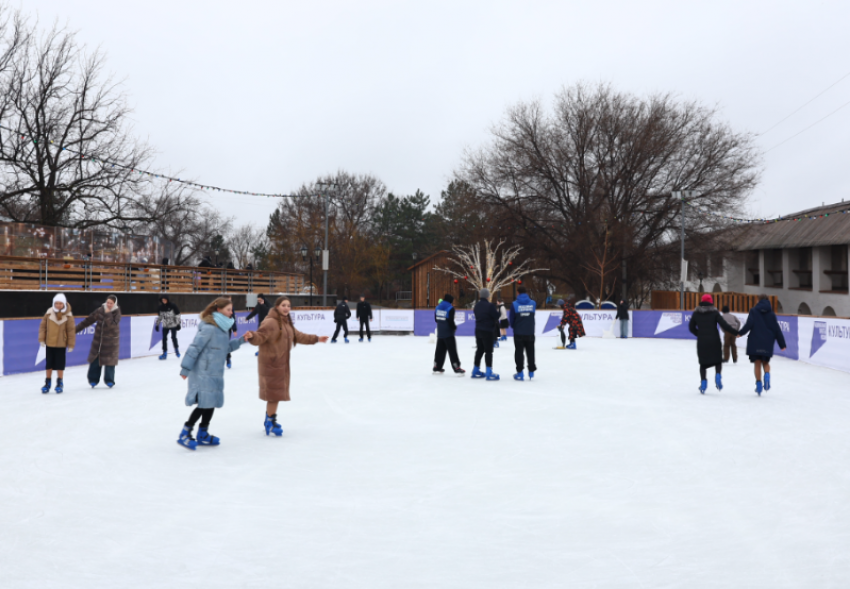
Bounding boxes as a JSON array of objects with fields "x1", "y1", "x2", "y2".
[{"x1": 3, "y1": 309, "x2": 849, "y2": 375}]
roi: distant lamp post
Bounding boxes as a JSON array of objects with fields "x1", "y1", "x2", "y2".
[{"x1": 301, "y1": 245, "x2": 321, "y2": 306}]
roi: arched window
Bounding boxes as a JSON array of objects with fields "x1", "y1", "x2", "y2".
[
  {"x1": 797, "y1": 302, "x2": 812, "y2": 316},
  {"x1": 712, "y1": 283, "x2": 723, "y2": 293},
  {"x1": 823, "y1": 306, "x2": 837, "y2": 317}
]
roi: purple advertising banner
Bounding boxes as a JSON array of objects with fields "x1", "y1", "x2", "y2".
[
  {"x1": 3, "y1": 316, "x2": 132, "y2": 376},
  {"x1": 632, "y1": 310, "x2": 798, "y2": 360}
]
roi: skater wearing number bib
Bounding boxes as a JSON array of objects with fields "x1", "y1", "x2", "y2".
[
  {"x1": 245, "y1": 296, "x2": 329, "y2": 437},
  {"x1": 433, "y1": 294, "x2": 465, "y2": 375},
  {"x1": 510, "y1": 286, "x2": 536, "y2": 380},
  {"x1": 176, "y1": 298, "x2": 249, "y2": 450}
]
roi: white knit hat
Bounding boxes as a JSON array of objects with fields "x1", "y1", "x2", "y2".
[{"x1": 53, "y1": 293, "x2": 67, "y2": 310}]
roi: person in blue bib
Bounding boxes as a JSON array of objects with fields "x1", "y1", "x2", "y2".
[
  {"x1": 432, "y1": 294, "x2": 465, "y2": 375},
  {"x1": 509, "y1": 286, "x2": 537, "y2": 380}
]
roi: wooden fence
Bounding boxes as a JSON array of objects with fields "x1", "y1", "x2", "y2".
[
  {"x1": 0, "y1": 255, "x2": 308, "y2": 295},
  {"x1": 651, "y1": 290, "x2": 778, "y2": 313}
]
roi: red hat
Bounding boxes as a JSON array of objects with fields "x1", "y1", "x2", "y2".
[{"x1": 701, "y1": 294, "x2": 713, "y2": 304}]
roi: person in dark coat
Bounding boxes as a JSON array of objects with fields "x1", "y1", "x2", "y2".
[
  {"x1": 331, "y1": 297, "x2": 352, "y2": 343},
  {"x1": 75, "y1": 295, "x2": 122, "y2": 388},
  {"x1": 154, "y1": 295, "x2": 182, "y2": 358},
  {"x1": 688, "y1": 294, "x2": 739, "y2": 394},
  {"x1": 721, "y1": 305, "x2": 741, "y2": 363},
  {"x1": 472, "y1": 288, "x2": 500, "y2": 380},
  {"x1": 558, "y1": 296, "x2": 585, "y2": 349},
  {"x1": 616, "y1": 299, "x2": 630, "y2": 339},
  {"x1": 246, "y1": 294, "x2": 271, "y2": 357},
  {"x1": 198, "y1": 256, "x2": 214, "y2": 268},
  {"x1": 737, "y1": 294, "x2": 787, "y2": 394},
  {"x1": 509, "y1": 286, "x2": 536, "y2": 380},
  {"x1": 356, "y1": 295, "x2": 373, "y2": 342},
  {"x1": 433, "y1": 294, "x2": 464, "y2": 374}
]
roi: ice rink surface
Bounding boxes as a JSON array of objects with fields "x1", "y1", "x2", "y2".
[{"x1": 1, "y1": 335, "x2": 849, "y2": 589}]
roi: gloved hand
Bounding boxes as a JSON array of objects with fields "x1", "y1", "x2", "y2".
[
  {"x1": 176, "y1": 324, "x2": 181, "y2": 331},
  {"x1": 155, "y1": 324, "x2": 160, "y2": 332}
]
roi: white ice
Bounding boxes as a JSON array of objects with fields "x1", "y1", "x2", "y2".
[{"x1": 1, "y1": 336, "x2": 849, "y2": 589}]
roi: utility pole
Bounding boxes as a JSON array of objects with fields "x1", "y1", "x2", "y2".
[
  {"x1": 676, "y1": 190, "x2": 693, "y2": 311},
  {"x1": 317, "y1": 181, "x2": 336, "y2": 307}
]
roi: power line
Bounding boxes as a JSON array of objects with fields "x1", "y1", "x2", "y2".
[
  {"x1": 764, "y1": 98, "x2": 850, "y2": 153},
  {"x1": 759, "y1": 70, "x2": 850, "y2": 136}
]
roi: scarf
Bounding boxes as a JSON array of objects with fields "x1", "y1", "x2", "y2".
[{"x1": 212, "y1": 312, "x2": 235, "y2": 332}]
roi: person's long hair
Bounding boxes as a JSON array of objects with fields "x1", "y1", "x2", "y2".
[
  {"x1": 200, "y1": 297, "x2": 233, "y2": 319},
  {"x1": 272, "y1": 296, "x2": 297, "y2": 344}
]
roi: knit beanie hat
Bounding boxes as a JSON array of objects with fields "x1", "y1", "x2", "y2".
[
  {"x1": 701, "y1": 294, "x2": 713, "y2": 304},
  {"x1": 53, "y1": 293, "x2": 67, "y2": 311},
  {"x1": 443, "y1": 294, "x2": 454, "y2": 303},
  {"x1": 479, "y1": 288, "x2": 491, "y2": 300},
  {"x1": 556, "y1": 299, "x2": 565, "y2": 306}
]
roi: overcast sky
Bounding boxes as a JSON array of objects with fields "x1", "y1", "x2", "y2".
[{"x1": 28, "y1": 0, "x2": 850, "y2": 228}]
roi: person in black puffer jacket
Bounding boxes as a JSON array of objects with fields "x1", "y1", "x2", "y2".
[
  {"x1": 356, "y1": 295, "x2": 373, "y2": 342},
  {"x1": 688, "y1": 294, "x2": 738, "y2": 393},
  {"x1": 738, "y1": 294, "x2": 787, "y2": 394},
  {"x1": 332, "y1": 297, "x2": 352, "y2": 343},
  {"x1": 472, "y1": 288, "x2": 500, "y2": 380}
]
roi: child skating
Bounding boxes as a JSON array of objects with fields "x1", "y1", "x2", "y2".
[
  {"x1": 557, "y1": 296, "x2": 585, "y2": 349},
  {"x1": 177, "y1": 297, "x2": 250, "y2": 450},
  {"x1": 38, "y1": 294, "x2": 76, "y2": 394},
  {"x1": 154, "y1": 295, "x2": 181, "y2": 359},
  {"x1": 737, "y1": 294, "x2": 787, "y2": 395}
]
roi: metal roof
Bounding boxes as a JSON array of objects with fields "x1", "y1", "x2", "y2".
[{"x1": 732, "y1": 201, "x2": 850, "y2": 251}]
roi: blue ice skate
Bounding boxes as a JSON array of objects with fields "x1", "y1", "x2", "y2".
[
  {"x1": 486, "y1": 368, "x2": 500, "y2": 381},
  {"x1": 90, "y1": 382, "x2": 97, "y2": 388},
  {"x1": 177, "y1": 427, "x2": 197, "y2": 450},
  {"x1": 226, "y1": 358, "x2": 231, "y2": 369},
  {"x1": 158, "y1": 353, "x2": 167, "y2": 360},
  {"x1": 344, "y1": 337, "x2": 349, "y2": 344},
  {"x1": 106, "y1": 382, "x2": 114, "y2": 388},
  {"x1": 331, "y1": 339, "x2": 337, "y2": 344},
  {"x1": 715, "y1": 373, "x2": 723, "y2": 391},
  {"x1": 55, "y1": 378, "x2": 64, "y2": 394},
  {"x1": 41, "y1": 378, "x2": 51, "y2": 394},
  {"x1": 175, "y1": 349, "x2": 181, "y2": 358},
  {"x1": 513, "y1": 371, "x2": 524, "y2": 381},
  {"x1": 264, "y1": 413, "x2": 283, "y2": 437},
  {"x1": 359, "y1": 338, "x2": 363, "y2": 343},
  {"x1": 528, "y1": 371, "x2": 534, "y2": 380},
  {"x1": 471, "y1": 366, "x2": 486, "y2": 379},
  {"x1": 368, "y1": 338, "x2": 372, "y2": 342},
  {"x1": 699, "y1": 379, "x2": 707, "y2": 394},
  {"x1": 764, "y1": 372, "x2": 771, "y2": 391},
  {"x1": 196, "y1": 427, "x2": 220, "y2": 446},
  {"x1": 255, "y1": 351, "x2": 259, "y2": 356},
  {"x1": 755, "y1": 380, "x2": 763, "y2": 395},
  {"x1": 566, "y1": 341, "x2": 577, "y2": 350},
  {"x1": 494, "y1": 340, "x2": 500, "y2": 348}
]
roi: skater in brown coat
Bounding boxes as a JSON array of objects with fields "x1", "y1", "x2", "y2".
[
  {"x1": 245, "y1": 296, "x2": 328, "y2": 436},
  {"x1": 75, "y1": 294, "x2": 121, "y2": 388}
]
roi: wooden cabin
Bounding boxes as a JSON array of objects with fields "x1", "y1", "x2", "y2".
[{"x1": 409, "y1": 251, "x2": 462, "y2": 309}]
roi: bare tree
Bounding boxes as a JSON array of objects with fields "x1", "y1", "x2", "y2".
[
  {"x1": 228, "y1": 223, "x2": 266, "y2": 269},
  {"x1": 457, "y1": 83, "x2": 759, "y2": 303},
  {"x1": 433, "y1": 240, "x2": 548, "y2": 294},
  {"x1": 0, "y1": 19, "x2": 161, "y2": 228}
]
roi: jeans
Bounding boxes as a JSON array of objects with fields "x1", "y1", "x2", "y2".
[
  {"x1": 88, "y1": 358, "x2": 115, "y2": 385},
  {"x1": 619, "y1": 319, "x2": 629, "y2": 338}
]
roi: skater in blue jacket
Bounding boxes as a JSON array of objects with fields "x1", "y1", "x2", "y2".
[
  {"x1": 509, "y1": 286, "x2": 537, "y2": 380},
  {"x1": 433, "y1": 294, "x2": 465, "y2": 375},
  {"x1": 176, "y1": 297, "x2": 249, "y2": 450},
  {"x1": 738, "y1": 294, "x2": 787, "y2": 395}
]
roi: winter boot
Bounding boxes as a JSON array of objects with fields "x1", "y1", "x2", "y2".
[
  {"x1": 528, "y1": 371, "x2": 535, "y2": 380},
  {"x1": 177, "y1": 426, "x2": 197, "y2": 450},
  {"x1": 566, "y1": 341, "x2": 577, "y2": 350},
  {"x1": 471, "y1": 366, "x2": 486, "y2": 379},
  {"x1": 715, "y1": 373, "x2": 723, "y2": 391},
  {"x1": 699, "y1": 379, "x2": 708, "y2": 394},
  {"x1": 264, "y1": 413, "x2": 283, "y2": 437},
  {"x1": 486, "y1": 367, "x2": 500, "y2": 381},
  {"x1": 764, "y1": 372, "x2": 771, "y2": 391},
  {"x1": 196, "y1": 426, "x2": 220, "y2": 446},
  {"x1": 755, "y1": 380, "x2": 763, "y2": 395},
  {"x1": 513, "y1": 371, "x2": 524, "y2": 381},
  {"x1": 159, "y1": 353, "x2": 168, "y2": 360},
  {"x1": 55, "y1": 378, "x2": 64, "y2": 394},
  {"x1": 41, "y1": 378, "x2": 51, "y2": 394},
  {"x1": 226, "y1": 358, "x2": 232, "y2": 369}
]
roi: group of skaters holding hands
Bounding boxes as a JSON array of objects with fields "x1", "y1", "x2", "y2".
[
  {"x1": 432, "y1": 287, "x2": 585, "y2": 381},
  {"x1": 689, "y1": 293, "x2": 786, "y2": 395}
]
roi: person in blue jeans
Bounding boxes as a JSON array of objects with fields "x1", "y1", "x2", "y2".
[
  {"x1": 616, "y1": 299, "x2": 629, "y2": 338},
  {"x1": 737, "y1": 294, "x2": 787, "y2": 395}
]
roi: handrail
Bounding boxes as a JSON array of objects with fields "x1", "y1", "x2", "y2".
[{"x1": 0, "y1": 255, "x2": 309, "y2": 295}]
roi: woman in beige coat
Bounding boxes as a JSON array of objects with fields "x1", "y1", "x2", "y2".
[
  {"x1": 38, "y1": 293, "x2": 76, "y2": 394},
  {"x1": 245, "y1": 296, "x2": 328, "y2": 436}
]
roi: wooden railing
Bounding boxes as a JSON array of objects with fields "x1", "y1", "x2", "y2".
[
  {"x1": 0, "y1": 255, "x2": 308, "y2": 295},
  {"x1": 651, "y1": 290, "x2": 779, "y2": 313}
]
